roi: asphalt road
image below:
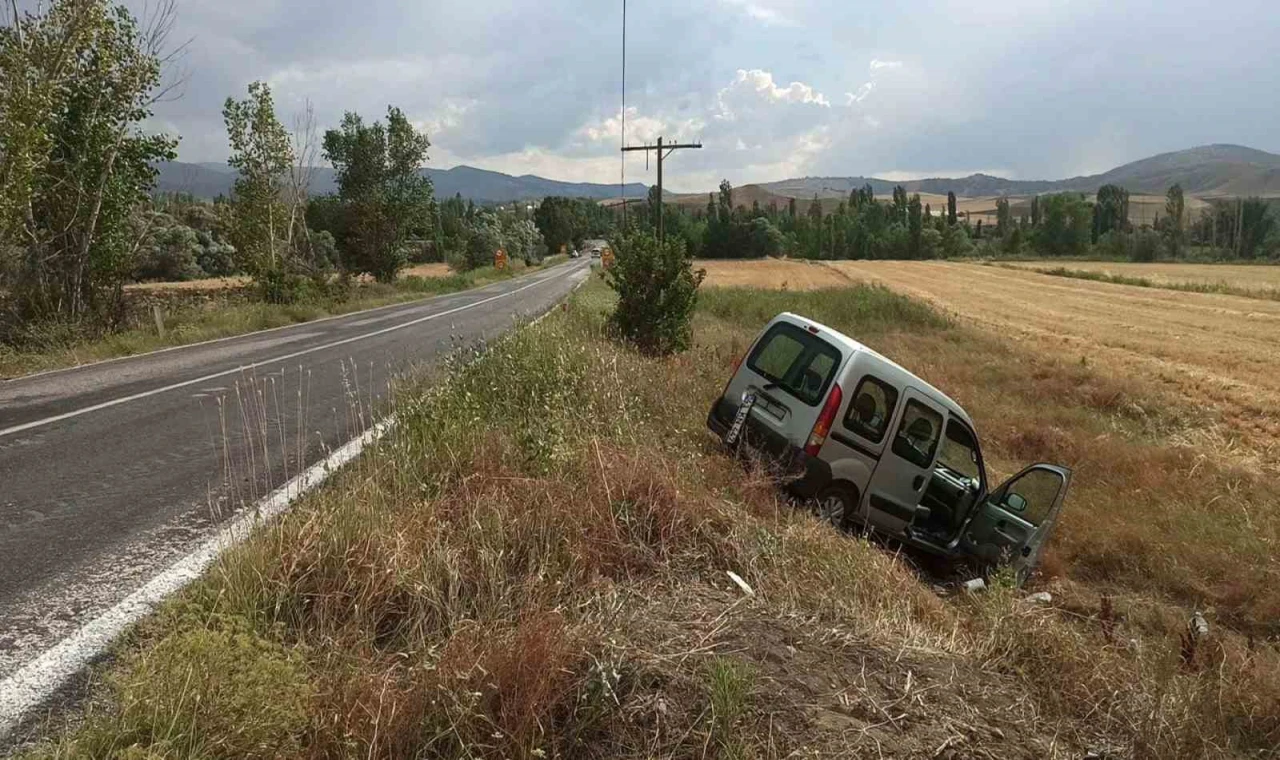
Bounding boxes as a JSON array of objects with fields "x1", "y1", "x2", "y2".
[{"x1": 0, "y1": 260, "x2": 589, "y2": 682}]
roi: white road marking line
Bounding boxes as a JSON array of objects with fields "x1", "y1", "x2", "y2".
[
  {"x1": 0, "y1": 271, "x2": 561, "y2": 440},
  {"x1": 0, "y1": 418, "x2": 393, "y2": 739}
]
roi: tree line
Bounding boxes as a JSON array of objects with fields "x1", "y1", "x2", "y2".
[
  {"x1": 544, "y1": 180, "x2": 1278, "y2": 264},
  {"x1": 0, "y1": 0, "x2": 554, "y2": 345}
]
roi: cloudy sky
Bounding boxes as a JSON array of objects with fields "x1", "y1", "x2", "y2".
[{"x1": 128, "y1": 0, "x2": 1279, "y2": 192}]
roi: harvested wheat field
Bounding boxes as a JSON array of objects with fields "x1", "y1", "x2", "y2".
[
  {"x1": 400, "y1": 262, "x2": 454, "y2": 278},
  {"x1": 1003, "y1": 259, "x2": 1280, "y2": 294},
  {"x1": 835, "y1": 260, "x2": 1280, "y2": 463},
  {"x1": 702, "y1": 258, "x2": 1280, "y2": 466},
  {"x1": 697, "y1": 258, "x2": 850, "y2": 290},
  {"x1": 124, "y1": 275, "x2": 251, "y2": 292}
]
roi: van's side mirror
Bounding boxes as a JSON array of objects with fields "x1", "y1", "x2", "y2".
[{"x1": 1003, "y1": 492, "x2": 1028, "y2": 513}]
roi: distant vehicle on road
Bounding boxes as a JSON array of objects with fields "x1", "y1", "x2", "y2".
[
  {"x1": 569, "y1": 249, "x2": 581, "y2": 258},
  {"x1": 707, "y1": 311, "x2": 1071, "y2": 582}
]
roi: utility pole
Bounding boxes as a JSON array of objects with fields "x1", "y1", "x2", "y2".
[{"x1": 621, "y1": 135, "x2": 702, "y2": 243}]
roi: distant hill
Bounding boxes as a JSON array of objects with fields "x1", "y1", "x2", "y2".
[
  {"x1": 668, "y1": 184, "x2": 796, "y2": 211},
  {"x1": 1069, "y1": 144, "x2": 1280, "y2": 196},
  {"x1": 154, "y1": 162, "x2": 648, "y2": 203},
  {"x1": 757, "y1": 144, "x2": 1280, "y2": 199}
]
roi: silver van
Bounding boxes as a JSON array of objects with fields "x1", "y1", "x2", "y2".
[{"x1": 707, "y1": 312, "x2": 1071, "y2": 580}]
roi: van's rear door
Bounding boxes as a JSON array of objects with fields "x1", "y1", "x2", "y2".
[{"x1": 720, "y1": 319, "x2": 844, "y2": 461}]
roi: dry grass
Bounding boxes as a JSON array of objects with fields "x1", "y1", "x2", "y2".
[
  {"x1": 22, "y1": 277, "x2": 1280, "y2": 759},
  {"x1": 1001, "y1": 259, "x2": 1280, "y2": 297}
]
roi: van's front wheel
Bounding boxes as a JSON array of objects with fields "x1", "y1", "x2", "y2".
[{"x1": 814, "y1": 486, "x2": 855, "y2": 531}]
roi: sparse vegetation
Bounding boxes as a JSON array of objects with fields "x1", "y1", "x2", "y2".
[{"x1": 22, "y1": 276, "x2": 1280, "y2": 758}]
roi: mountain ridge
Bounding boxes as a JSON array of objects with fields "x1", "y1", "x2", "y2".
[
  {"x1": 758, "y1": 144, "x2": 1280, "y2": 199},
  {"x1": 155, "y1": 144, "x2": 1280, "y2": 203},
  {"x1": 154, "y1": 162, "x2": 649, "y2": 203}
]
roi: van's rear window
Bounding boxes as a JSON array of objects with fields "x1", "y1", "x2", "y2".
[{"x1": 746, "y1": 323, "x2": 842, "y2": 406}]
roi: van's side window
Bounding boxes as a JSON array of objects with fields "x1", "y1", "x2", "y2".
[
  {"x1": 842, "y1": 376, "x2": 899, "y2": 443},
  {"x1": 746, "y1": 323, "x2": 842, "y2": 406},
  {"x1": 891, "y1": 400, "x2": 943, "y2": 468}
]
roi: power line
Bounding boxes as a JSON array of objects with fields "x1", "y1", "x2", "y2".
[{"x1": 620, "y1": 0, "x2": 626, "y2": 227}]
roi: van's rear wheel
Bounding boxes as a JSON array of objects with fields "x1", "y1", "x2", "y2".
[{"x1": 815, "y1": 486, "x2": 855, "y2": 530}]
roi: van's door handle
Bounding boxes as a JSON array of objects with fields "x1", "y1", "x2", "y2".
[{"x1": 912, "y1": 475, "x2": 925, "y2": 490}]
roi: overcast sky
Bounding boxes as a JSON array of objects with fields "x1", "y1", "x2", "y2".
[{"x1": 127, "y1": 0, "x2": 1279, "y2": 192}]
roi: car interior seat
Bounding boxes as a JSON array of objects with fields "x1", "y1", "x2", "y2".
[
  {"x1": 801, "y1": 368, "x2": 823, "y2": 399},
  {"x1": 906, "y1": 417, "x2": 934, "y2": 445}
]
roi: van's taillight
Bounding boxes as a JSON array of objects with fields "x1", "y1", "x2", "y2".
[{"x1": 804, "y1": 383, "x2": 843, "y2": 457}]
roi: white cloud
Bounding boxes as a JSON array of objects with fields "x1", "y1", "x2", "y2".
[
  {"x1": 414, "y1": 99, "x2": 480, "y2": 140},
  {"x1": 869, "y1": 59, "x2": 903, "y2": 72},
  {"x1": 845, "y1": 82, "x2": 874, "y2": 105},
  {"x1": 716, "y1": 69, "x2": 830, "y2": 121},
  {"x1": 719, "y1": 0, "x2": 801, "y2": 27}
]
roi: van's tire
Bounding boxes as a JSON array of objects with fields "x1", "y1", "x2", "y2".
[{"x1": 815, "y1": 485, "x2": 857, "y2": 531}]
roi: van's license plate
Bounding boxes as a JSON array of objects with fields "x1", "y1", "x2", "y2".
[{"x1": 724, "y1": 393, "x2": 756, "y2": 446}]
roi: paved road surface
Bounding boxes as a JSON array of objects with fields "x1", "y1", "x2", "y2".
[{"x1": 0, "y1": 260, "x2": 589, "y2": 684}]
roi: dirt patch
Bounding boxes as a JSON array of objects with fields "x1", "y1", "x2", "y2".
[{"x1": 620, "y1": 583, "x2": 1097, "y2": 759}]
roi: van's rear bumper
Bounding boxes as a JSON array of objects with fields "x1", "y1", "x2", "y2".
[{"x1": 707, "y1": 397, "x2": 831, "y2": 498}]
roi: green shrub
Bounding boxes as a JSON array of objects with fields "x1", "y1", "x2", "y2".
[
  {"x1": 134, "y1": 225, "x2": 204, "y2": 282},
  {"x1": 53, "y1": 620, "x2": 311, "y2": 759},
  {"x1": 255, "y1": 269, "x2": 312, "y2": 304},
  {"x1": 605, "y1": 232, "x2": 705, "y2": 356}
]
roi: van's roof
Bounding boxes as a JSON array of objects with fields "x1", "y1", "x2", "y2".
[{"x1": 776, "y1": 312, "x2": 976, "y2": 429}]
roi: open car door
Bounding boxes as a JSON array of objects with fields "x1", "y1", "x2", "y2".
[{"x1": 959, "y1": 463, "x2": 1071, "y2": 583}]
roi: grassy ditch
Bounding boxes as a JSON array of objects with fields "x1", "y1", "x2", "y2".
[
  {"x1": 22, "y1": 278, "x2": 1280, "y2": 759},
  {"x1": 0, "y1": 261, "x2": 551, "y2": 379}
]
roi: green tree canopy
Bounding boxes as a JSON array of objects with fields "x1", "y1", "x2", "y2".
[
  {"x1": 223, "y1": 82, "x2": 292, "y2": 279},
  {"x1": 1034, "y1": 193, "x2": 1092, "y2": 257},
  {"x1": 0, "y1": 0, "x2": 177, "y2": 327},
  {"x1": 322, "y1": 107, "x2": 434, "y2": 282}
]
